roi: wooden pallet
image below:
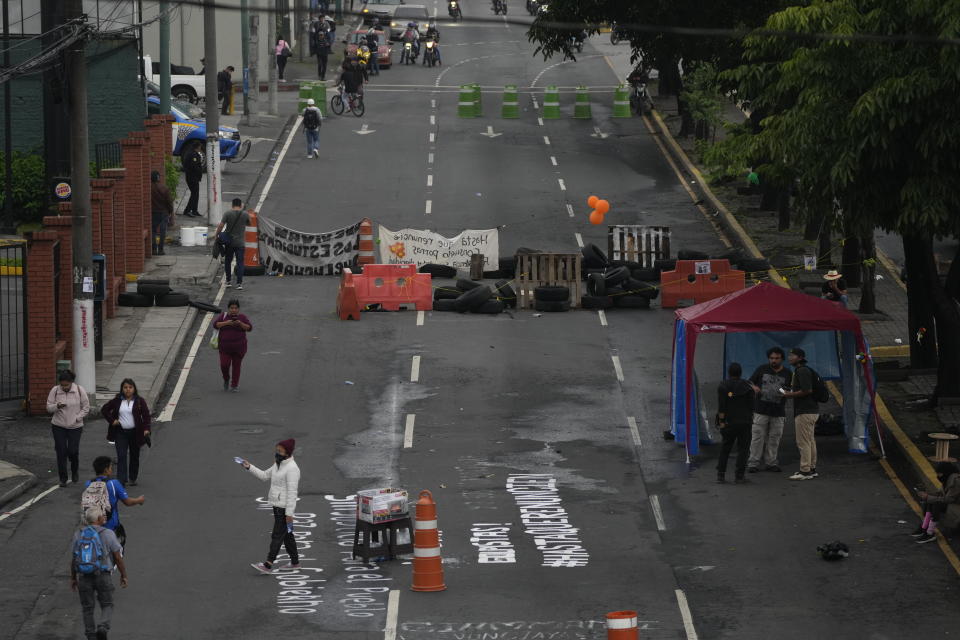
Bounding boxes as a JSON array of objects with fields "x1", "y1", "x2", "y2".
[
  {"x1": 516, "y1": 252, "x2": 582, "y2": 309},
  {"x1": 608, "y1": 225, "x2": 671, "y2": 267}
]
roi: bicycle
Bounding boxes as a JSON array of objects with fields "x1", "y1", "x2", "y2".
[{"x1": 330, "y1": 90, "x2": 365, "y2": 117}]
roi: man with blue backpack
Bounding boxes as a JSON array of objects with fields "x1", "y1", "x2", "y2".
[{"x1": 71, "y1": 507, "x2": 127, "y2": 640}]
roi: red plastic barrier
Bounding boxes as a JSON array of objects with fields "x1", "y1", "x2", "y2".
[
  {"x1": 660, "y1": 259, "x2": 744, "y2": 308},
  {"x1": 337, "y1": 265, "x2": 432, "y2": 319}
]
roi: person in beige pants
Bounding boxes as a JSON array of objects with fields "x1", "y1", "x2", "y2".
[{"x1": 783, "y1": 347, "x2": 819, "y2": 480}]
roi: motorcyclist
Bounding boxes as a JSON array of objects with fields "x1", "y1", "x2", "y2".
[
  {"x1": 402, "y1": 22, "x2": 421, "y2": 58},
  {"x1": 448, "y1": 0, "x2": 461, "y2": 19},
  {"x1": 425, "y1": 22, "x2": 440, "y2": 42},
  {"x1": 422, "y1": 38, "x2": 441, "y2": 65},
  {"x1": 357, "y1": 45, "x2": 372, "y2": 80}
]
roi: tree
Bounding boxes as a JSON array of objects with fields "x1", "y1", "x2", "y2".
[{"x1": 706, "y1": 0, "x2": 960, "y2": 399}]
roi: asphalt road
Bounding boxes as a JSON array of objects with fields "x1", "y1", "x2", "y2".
[{"x1": 4, "y1": 2, "x2": 960, "y2": 639}]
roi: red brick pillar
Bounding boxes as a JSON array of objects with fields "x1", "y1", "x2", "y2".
[
  {"x1": 154, "y1": 114, "x2": 174, "y2": 157},
  {"x1": 121, "y1": 136, "x2": 147, "y2": 272},
  {"x1": 90, "y1": 191, "x2": 104, "y2": 255},
  {"x1": 42, "y1": 214, "x2": 74, "y2": 362},
  {"x1": 24, "y1": 230, "x2": 64, "y2": 415},
  {"x1": 144, "y1": 118, "x2": 165, "y2": 183},
  {"x1": 92, "y1": 177, "x2": 117, "y2": 318},
  {"x1": 101, "y1": 168, "x2": 127, "y2": 284}
]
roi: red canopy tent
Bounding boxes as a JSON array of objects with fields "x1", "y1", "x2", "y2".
[{"x1": 670, "y1": 283, "x2": 877, "y2": 457}]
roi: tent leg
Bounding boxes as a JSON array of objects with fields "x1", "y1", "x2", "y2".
[{"x1": 875, "y1": 416, "x2": 887, "y2": 458}]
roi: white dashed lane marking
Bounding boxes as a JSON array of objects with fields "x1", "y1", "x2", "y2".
[
  {"x1": 416, "y1": 311, "x2": 425, "y2": 326},
  {"x1": 558, "y1": 178, "x2": 566, "y2": 191},
  {"x1": 650, "y1": 495, "x2": 666, "y2": 531},
  {"x1": 566, "y1": 204, "x2": 574, "y2": 217},
  {"x1": 425, "y1": 200, "x2": 432, "y2": 214},
  {"x1": 598, "y1": 310, "x2": 608, "y2": 327},
  {"x1": 574, "y1": 232, "x2": 583, "y2": 247},
  {"x1": 411, "y1": 355, "x2": 421, "y2": 382},
  {"x1": 427, "y1": 175, "x2": 433, "y2": 187},
  {"x1": 550, "y1": 156, "x2": 557, "y2": 166},
  {"x1": 403, "y1": 414, "x2": 416, "y2": 449},
  {"x1": 611, "y1": 354, "x2": 624, "y2": 382},
  {"x1": 543, "y1": 136, "x2": 550, "y2": 145},
  {"x1": 627, "y1": 416, "x2": 642, "y2": 447}
]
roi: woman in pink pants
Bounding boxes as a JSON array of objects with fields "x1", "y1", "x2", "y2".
[{"x1": 215, "y1": 299, "x2": 252, "y2": 392}]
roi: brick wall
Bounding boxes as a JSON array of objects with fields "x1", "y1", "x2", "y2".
[
  {"x1": 24, "y1": 230, "x2": 63, "y2": 414},
  {"x1": 44, "y1": 213, "x2": 74, "y2": 359}
]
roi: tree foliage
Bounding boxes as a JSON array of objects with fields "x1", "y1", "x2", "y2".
[{"x1": 0, "y1": 152, "x2": 47, "y2": 225}]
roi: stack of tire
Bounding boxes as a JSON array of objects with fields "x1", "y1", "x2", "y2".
[
  {"x1": 117, "y1": 279, "x2": 189, "y2": 308},
  {"x1": 533, "y1": 285, "x2": 571, "y2": 312},
  {"x1": 432, "y1": 278, "x2": 507, "y2": 314},
  {"x1": 580, "y1": 244, "x2": 659, "y2": 310}
]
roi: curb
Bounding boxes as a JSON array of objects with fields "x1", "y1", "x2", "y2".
[
  {"x1": 0, "y1": 474, "x2": 37, "y2": 511},
  {"x1": 245, "y1": 114, "x2": 298, "y2": 207},
  {"x1": 645, "y1": 107, "x2": 945, "y2": 492}
]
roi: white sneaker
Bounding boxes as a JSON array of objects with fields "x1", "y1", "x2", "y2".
[
  {"x1": 251, "y1": 562, "x2": 273, "y2": 574},
  {"x1": 236, "y1": 284, "x2": 244, "y2": 290},
  {"x1": 789, "y1": 471, "x2": 814, "y2": 480},
  {"x1": 225, "y1": 282, "x2": 232, "y2": 288}
]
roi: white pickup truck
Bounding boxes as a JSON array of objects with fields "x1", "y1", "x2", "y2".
[{"x1": 140, "y1": 55, "x2": 206, "y2": 103}]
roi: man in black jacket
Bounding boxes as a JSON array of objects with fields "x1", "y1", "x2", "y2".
[
  {"x1": 182, "y1": 144, "x2": 203, "y2": 217},
  {"x1": 716, "y1": 362, "x2": 756, "y2": 484},
  {"x1": 217, "y1": 65, "x2": 234, "y2": 115}
]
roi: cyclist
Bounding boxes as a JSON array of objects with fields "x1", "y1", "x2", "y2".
[{"x1": 338, "y1": 56, "x2": 365, "y2": 107}]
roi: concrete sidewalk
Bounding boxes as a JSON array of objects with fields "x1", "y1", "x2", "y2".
[{"x1": 0, "y1": 100, "x2": 296, "y2": 509}]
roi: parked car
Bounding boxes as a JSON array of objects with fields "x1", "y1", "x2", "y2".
[
  {"x1": 345, "y1": 29, "x2": 393, "y2": 68},
  {"x1": 361, "y1": 0, "x2": 403, "y2": 25},
  {"x1": 146, "y1": 95, "x2": 244, "y2": 159},
  {"x1": 140, "y1": 54, "x2": 206, "y2": 103},
  {"x1": 389, "y1": 4, "x2": 429, "y2": 39}
]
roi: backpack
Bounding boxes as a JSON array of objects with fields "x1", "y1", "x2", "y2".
[
  {"x1": 73, "y1": 526, "x2": 112, "y2": 574},
  {"x1": 303, "y1": 108, "x2": 320, "y2": 130},
  {"x1": 81, "y1": 478, "x2": 113, "y2": 522},
  {"x1": 805, "y1": 366, "x2": 830, "y2": 403}
]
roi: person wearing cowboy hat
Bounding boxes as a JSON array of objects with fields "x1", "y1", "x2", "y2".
[{"x1": 821, "y1": 270, "x2": 848, "y2": 307}]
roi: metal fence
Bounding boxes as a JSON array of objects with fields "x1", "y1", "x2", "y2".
[
  {"x1": 0, "y1": 242, "x2": 27, "y2": 401},
  {"x1": 94, "y1": 142, "x2": 123, "y2": 177}
]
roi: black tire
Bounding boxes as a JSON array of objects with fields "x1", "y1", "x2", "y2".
[
  {"x1": 136, "y1": 278, "x2": 170, "y2": 286},
  {"x1": 614, "y1": 295, "x2": 651, "y2": 309},
  {"x1": 581, "y1": 244, "x2": 608, "y2": 269},
  {"x1": 419, "y1": 263, "x2": 457, "y2": 278},
  {"x1": 136, "y1": 283, "x2": 171, "y2": 296},
  {"x1": 189, "y1": 300, "x2": 222, "y2": 313},
  {"x1": 117, "y1": 292, "x2": 153, "y2": 307},
  {"x1": 604, "y1": 266, "x2": 630, "y2": 286},
  {"x1": 636, "y1": 281, "x2": 660, "y2": 300},
  {"x1": 677, "y1": 249, "x2": 709, "y2": 260},
  {"x1": 581, "y1": 294, "x2": 614, "y2": 309},
  {"x1": 533, "y1": 285, "x2": 570, "y2": 302},
  {"x1": 471, "y1": 299, "x2": 505, "y2": 314},
  {"x1": 155, "y1": 292, "x2": 190, "y2": 307},
  {"x1": 456, "y1": 278, "x2": 482, "y2": 291},
  {"x1": 654, "y1": 258, "x2": 677, "y2": 272},
  {"x1": 245, "y1": 265, "x2": 266, "y2": 276},
  {"x1": 351, "y1": 97, "x2": 365, "y2": 117},
  {"x1": 622, "y1": 277, "x2": 645, "y2": 294},
  {"x1": 433, "y1": 299, "x2": 457, "y2": 311},
  {"x1": 631, "y1": 267, "x2": 659, "y2": 281},
  {"x1": 711, "y1": 247, "x2": 745, "y2": 263},
  {"x1": 583, "y1": 268, "x2": 605, "y2": 280},
  {"x1": 738, "y1": 257, "x2": 771, "y2": 272},
  {"x1": 534, "y1": 299, "x2": 571, "y2": 312},
  {"x1": 330, "y1": 94, "x2": 344, "y2": 115},
  {"x1": 587, "y1": 273, "x2": 607, "y2": 296},
  {"x1": 482, "y1": 270, "x2": 504, "y2": 279},
  {"x1": 453, "y1": 285, "x2": 492, "y2": 312},
  {"x1": 498, "y1": 257, "x2": 517, "y2": 277},
  {"x1": 434, "y1": 287, "x2": 460, "y2": 300},
  {"x1": 493, "y1": 280, "x2": 517, "y2": 308}
]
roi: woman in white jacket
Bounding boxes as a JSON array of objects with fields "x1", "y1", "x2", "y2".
[{"x1": 241, "y1": 438, "x2": 301, "y2": 573}]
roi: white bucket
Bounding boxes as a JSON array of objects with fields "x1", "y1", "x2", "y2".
[
  {"x1": 180, "y1": 226, "x2": 196, "y2": 247},
  {"x1": 193, "y1": 226, "x2": 209, "y2": 246}
]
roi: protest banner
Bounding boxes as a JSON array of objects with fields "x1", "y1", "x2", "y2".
[
  {"x1": 377, "y1": 226, "x2": 499, "y2": 270},
  {"x1": 258, "y1": 216, "x2": 363, "y2": 276}
]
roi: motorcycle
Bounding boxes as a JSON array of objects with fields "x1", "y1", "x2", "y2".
[
  {"x1": 448, "y1": 0, "x2": 462, "y2": 20},
  {"x1": 568, "y1": 30, "x2": 586, "y2": 53},
  {"x1": 401, "y1": 41, "x2": 417, "y2": 64},
  {"x1": 610, "y1": 22, "x2": 627, "y2": 45},
  {"x1": 492, "y1": 0, "x2": 507, "y2": 15},
  {"x1": 422, "y1": 40, "x2": 439, "y2": 67},
  {"x1": 526, "y1": 0, "x2": 538, "y2": 15}
]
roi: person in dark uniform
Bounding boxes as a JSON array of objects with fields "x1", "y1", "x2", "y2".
[
  {"x1": 716, "y1": 362, "x2": 756, "y2": 484},
  {"x1": 182, "y1": 143, "x2": 203, "y2": 217}
]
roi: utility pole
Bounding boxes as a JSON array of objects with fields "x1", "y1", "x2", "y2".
[
  {"x1": 247, "y1": 12, "x2": 260, "y2": 127},
  {"x1": 159, "y1": 0, "x2": 170, "y2": 113},
  {"x1": 2, "y1": 0, "x2": 14, "y2": 232},
  {"x1": 65, "y1": 0, "x2": 94, "y2": 394},
  {"x1": 267, "y1": 8, "x2": 278, "y2": 115},
  {"x1": 203, "y1": 0, "x2": 221, "y2": 225},
  {"x1": 241, "y1": 0, "x2": 250, "y2": 119}
]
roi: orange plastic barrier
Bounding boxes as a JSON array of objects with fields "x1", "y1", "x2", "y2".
[
  {"x1": 336, "y1": 265, "x2": 432, "y2": 319},
  {"x1": 660, "y1": 259, "x2": 744, "y2": 308},
  {"x1": 606, "y1": 611, "x2": 639, "y2": 640},
  {"x1": 411, "y1": 490, "x2": 446, "y2": 592},
  {"x1": 358, "y1": 218, "x2": 375, "y2": 267},
  {"x1": 244, "y1": 210, "x2": 265, "y2": 276}
]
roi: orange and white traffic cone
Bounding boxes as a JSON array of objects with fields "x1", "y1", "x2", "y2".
[
  {"x1": 357, "y1": 218, "x2": 375, "y2": 269},
  {"x1": 411, "y1": 490, "x2": 446, "y2": 592},
  {"x1": 606, "y1": 611, "x2": 638, "y2": 640},
  {"x1": 243, "y1": 210, "x2": 265, "y2": 276}
]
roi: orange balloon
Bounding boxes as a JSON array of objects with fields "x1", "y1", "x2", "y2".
[
  {"x1": 595, "y1": 199, "x2": 610, "y2": 215},
  {"x1": 587, "y1": 195, "x2": 599, "y2": 208},
  {"x1": 589, "y1": 209, "x2": 604, "y2": 225}
]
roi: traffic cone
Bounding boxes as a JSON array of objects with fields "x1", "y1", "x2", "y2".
[
  {"x1": 337, "y1": 270, "x2": 361, "y2": 320},
  {"x1": 542, "y1": 85, "x2": 560, "y2": 119},
  {"x1": 358, "y1": 218, "x2": 375, "y2": 268},
  {"x1": 411, "y1": 490, "x2": 446, "y2": 592},
  {"x1": 612, "y1": 84, "x2": 632, "y2": 118},
  {"x1": 458, "y1": 85, "x2": 474, "y2": 118},
  {"x1": 573, "y1": 86, "x2": 592, "y2": 119},
  {"x1": 606, "y1": 611, "x2": 638, "y2": 640},
  {"x1": 501, "y1": 85, "x2": 519, "y2": 118},
  {"x1": 243, "y1": 210, "x2": 265, "y2": 276}
]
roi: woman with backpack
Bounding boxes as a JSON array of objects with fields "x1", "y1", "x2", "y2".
[
  {"x1": 100, "y1": 379, "x2": 151, "y2": 486},
  {"x1": 275, "y1": 36, "x2": 291, "y2": 80},
  {"x1": 47, "y1": 369, "x2": 90, "y2": 487}
]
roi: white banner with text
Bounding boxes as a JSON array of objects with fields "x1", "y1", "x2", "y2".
[
  {"x1": 377, "y1": 226, "x2": 499, "y2": 270},
  {"x1": 257, "y1": 216, "x2": 362, "y2": 276}
]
